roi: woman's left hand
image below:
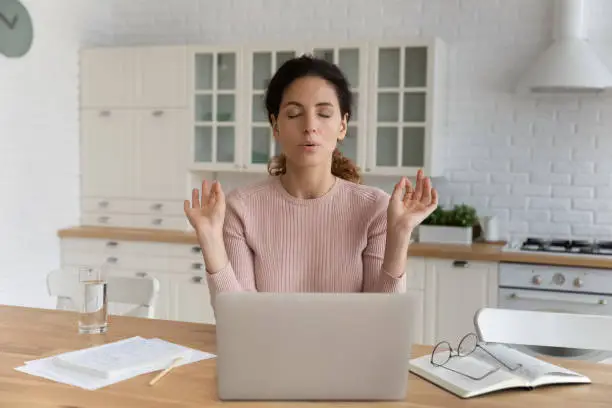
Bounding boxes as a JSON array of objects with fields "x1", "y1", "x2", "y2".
[{"x1": 387, "y1": 169, "x2": 438, "y2": 238}]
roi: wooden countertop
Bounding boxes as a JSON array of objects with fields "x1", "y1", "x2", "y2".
[
  {"x1": 57, "y1": 226, "x2": 612, "y2": 269},
  {"x1": 2, "y1": 304, "x2": 612, "y2": 407}
]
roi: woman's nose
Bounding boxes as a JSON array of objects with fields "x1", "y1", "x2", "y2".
[{"x1": 303, "y1": 115, "x2": 318, "y2": 134}]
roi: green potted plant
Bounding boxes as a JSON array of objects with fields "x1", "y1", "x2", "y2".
[{"x1": 418, "y1": 204, "x2": 479, "y2": 244}]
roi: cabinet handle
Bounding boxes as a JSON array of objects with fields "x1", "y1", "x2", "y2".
[
  {"x1": 192, "y1": 276, "x2": 203, "y2": 284},
  {"x1": 192, "y1": 262, "x2": 203, "y2": 270},
  {"x1": 106, "y1": 241, "x2": 118, "y2": 247},
  {"x1": 97, "y1": 216, "x2": 110, "y2": 224},
  {"x1": 106, "y1": 256, "x2": 118, "y2": 264},
  {"x1": 366, "y1": 168, "x2": 371, "y2": 172},
  {"x1": 152, "y1": 110, "x2": 164, "y2": 117},
  {"x1": 191, "y1": 246, "x2": 202, "y2": 253},
  {"x1": 151, "y1": 203, "x2": 163, "y2": 211},
  {"x1": 152, "y1": 218, "x2": 163, "y2": 225},
  {"x1": 452, "y1": 260, "x2": 468, "y2": 268},
  {"x1": 99, "y1": 110, "x2": 111, "y2": 117},
  {"x1": 136, "y1": 272, "x2": 148, "y2": 278},
  {"x1": 98, "y1": 200, "x2": 109, "y2": 208}
]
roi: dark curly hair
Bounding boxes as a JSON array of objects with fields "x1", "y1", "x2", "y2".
[{"x1": 264, "y1": 54, "x2": 361, "y2": 184}]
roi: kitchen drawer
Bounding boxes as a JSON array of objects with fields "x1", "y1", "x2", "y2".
[
  {"x1": 165, "y1": 243, "x2": 204, "y2": 260},
  {"x1": 62, "y1": 250, "x2": 173, "y2": 272},
  {"x1": 82, "y1": 198, "x2": 134, "y2": 214},
  {"x1": 82, "y1": 198, "x2": 185, "y2": 216},
  {"x1": 132, "y1": 215, "x2": 188, "y2": 231},
  {"x1": 131, "y1": 200, "x2": 184, "y2": 216},
  {"x1": 166, "y1": 257, "x2": 207, "y2": 274},
  {"x1": 81, "y1": 213, "x2": 135, "y2": 228},
  {"x1": 60, "y1": 238, "x2": 170, "y2": 257}
]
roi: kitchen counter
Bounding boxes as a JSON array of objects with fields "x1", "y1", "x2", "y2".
[{"x1": 57, "y1": 226, "x2": 612, "y2": 269}]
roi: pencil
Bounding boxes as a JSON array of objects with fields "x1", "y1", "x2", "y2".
[{"x1": 149, "y1": 357, "x2": 184, "y2": 386}]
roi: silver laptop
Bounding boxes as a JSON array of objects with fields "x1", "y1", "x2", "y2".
[{"x1": 214, "y1": 292, "x2": 415, "y2": 401}]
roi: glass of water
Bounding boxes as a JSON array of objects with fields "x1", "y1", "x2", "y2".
[{"x1": 78, "y1": 266, "x2": 108, "y2": 334}]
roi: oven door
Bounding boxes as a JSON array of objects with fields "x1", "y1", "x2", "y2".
[{"x1": 498, "y1": 287, "x2": 612, "y2": 362}]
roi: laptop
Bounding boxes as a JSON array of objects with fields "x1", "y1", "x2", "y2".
[{"x1": 214, "y1": 292, "x2": 415, "y2": 401}]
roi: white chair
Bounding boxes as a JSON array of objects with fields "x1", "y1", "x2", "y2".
[
  {"x1": 46, "y1": 268, "x2": 160, "y2": 318},
  {"x1": 474, "y1": 307, "x2": 612, "y2": 352}
]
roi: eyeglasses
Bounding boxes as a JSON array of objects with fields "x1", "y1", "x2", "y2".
[{"x1": 430, "y1": 332, "x2": 523, "y2": 381}]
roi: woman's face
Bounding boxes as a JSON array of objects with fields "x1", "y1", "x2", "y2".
[{"x1": 271, "y1": 76, "x2": 348, "y2": 170}]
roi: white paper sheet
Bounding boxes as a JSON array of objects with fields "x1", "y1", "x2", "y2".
[{"x1": 14, "y1": 336, "x2": 216, "y2": 390}]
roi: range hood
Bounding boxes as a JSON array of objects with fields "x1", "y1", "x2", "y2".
[{"x1": 516, "y1": 0, "x2": 612, "y2": 94}]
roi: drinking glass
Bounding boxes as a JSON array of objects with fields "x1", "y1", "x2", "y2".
[{"x1": 78, "y1": 266, "x2": 108, "y2": 334}]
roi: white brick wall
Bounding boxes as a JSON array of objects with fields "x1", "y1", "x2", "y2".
[
  {"x1": 97, "y1": 0, "x2": 612, "y2": 241},
  {"x1": 0, "y1": 0, "x2": 111, "y2": 308}
]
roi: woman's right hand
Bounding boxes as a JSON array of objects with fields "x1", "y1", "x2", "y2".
[{"x1": 184, "y1": 180, "x2": 226, "y2": 239}]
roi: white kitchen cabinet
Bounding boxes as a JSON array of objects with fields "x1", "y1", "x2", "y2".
[
  {"x1": 241, "y1": 46, "x2": 307, "y2": 171},
  {"x1": 183, "y1": 40, "x2": 445, "y2": 177},
  {"x1": 134, "y1": 109, "x2": 190, "y2": 200},
  {"x1": 189, "y1": 47, "x2": 244, "y2": 172},
  {"x1": 80, "y1": 46, "x2": 188, "y2": 109},
  {"x1": 79, "y1": 108, "x2": 190, "y2": 230},
  {"x1": 423, "y1": 258, "x2": 499, "y2": 346},
  {"x1": 366, "y1": 40, "x2": 446, "y2": 177},
  {"x1": 80, "y1": 109, "x2": 136, "y2": 199}
]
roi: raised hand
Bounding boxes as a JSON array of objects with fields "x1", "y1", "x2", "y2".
[
  {"x1": 184, "y1": 180, "x2": 226, "y2": 237},
  {"x1": 387, "y1": 169, "x2": 438, "y2": 237}
]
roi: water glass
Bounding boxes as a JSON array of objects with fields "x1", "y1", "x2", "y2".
[{"x1": 78, "y1": 266, "x2": 109, "y2": 334}]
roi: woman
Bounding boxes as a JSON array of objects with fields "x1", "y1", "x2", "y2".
[{"x1": 184, "y1": 55, "x2": 438, "y2": 301}]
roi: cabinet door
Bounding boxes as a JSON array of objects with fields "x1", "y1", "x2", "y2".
[
  {"x1": 136, "y1": 46, "x2": 188, "y2": 108},
  {"x1": 171, "y1": 274, "x2": 215, "y2": 324},
  {"x1": 190, "y1": 48, "x2": 243, "y2": 171},
  {"x1": 135, "y1": 109, "x2": 189, "y2": 200},
  {"x1": 310, "y1": 45, "x2": 368, "y2": 169},
  {"x1": 367, "y1": 45, "x2": 430, "y2": 176},
  {"x1": 244, "y1": 48, "x2": 305, "y2": 170},
  {"x1": 80, "y1": 109, "x2": 136, "y2": 198},
  {"x1": 423, "y1": 259, "x2": 498, "y2": 346},
  {"x1": 80, "y1": 47, "x2": 138, "y2": 108}
]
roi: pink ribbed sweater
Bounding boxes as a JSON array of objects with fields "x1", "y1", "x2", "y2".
[{"x1": 206, "y1": 176, "x2": 406, "y2": 296}]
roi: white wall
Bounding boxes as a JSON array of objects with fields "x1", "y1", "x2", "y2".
[
  {"x1": 101, "y1": 0, "x2": 612, "y2": 241},
  {"x1": 0, "y1": 0, "x2": 111, "y2": 307}
]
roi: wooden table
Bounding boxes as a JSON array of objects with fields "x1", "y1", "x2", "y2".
[{"x1": 1, "y1": 305, "x2": 611, "y2": 407}]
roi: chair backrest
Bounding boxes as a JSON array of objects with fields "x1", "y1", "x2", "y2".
[
  {"x1": 46, "y1": 268, "x2": 160, "y2": 318},
  {"x1": 474, "y1": 307, "x2": 612, "y2": 352}
]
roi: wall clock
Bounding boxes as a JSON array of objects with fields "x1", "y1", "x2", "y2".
[{"x1": 0, "y1": 0, "x2": 33, "y2": 58}]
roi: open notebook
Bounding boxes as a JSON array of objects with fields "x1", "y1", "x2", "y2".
[{"x1": 409, "y1": 343, "x2": 591, "y2": 398}]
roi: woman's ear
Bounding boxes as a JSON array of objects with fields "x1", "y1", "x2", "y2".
[
  {"x1": 338, "y1": 113, "x2": 348, "y2": 141},
  {"x1": 271, "y1": 115, "x2": 279, "y2": 139}
]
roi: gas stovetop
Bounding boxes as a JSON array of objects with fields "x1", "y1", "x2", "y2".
[{"x1": 506, "y1": 238, "x2": 612, "y2": 256}]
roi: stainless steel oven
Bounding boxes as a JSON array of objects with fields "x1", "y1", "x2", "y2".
[{"x1": 498, "y1": 261, "x2": 612, "y2": 362}]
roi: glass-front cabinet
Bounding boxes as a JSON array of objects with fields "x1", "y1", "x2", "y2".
[
  {"x1": 243, "y1": 47, "x2": 307, "y2": 170},
  {"x1": 309, "y1": 45, "x2": 367, "y2": 170},
  {"x1": 366, "y1": 42, "x2": 443, "y2": 176},
  {"x1": 188, "y1": 39, "x2": 445, "y2": 177},
  {"x1": 190, "y1": 48, "x2": 243, "y2": 171}
]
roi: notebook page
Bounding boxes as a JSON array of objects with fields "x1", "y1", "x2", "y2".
[
  {"x1": 473, "y1": 344, "x2": 585, "y2": 383},
  {"x1": 409, "y1": 353, "x2": 520, "y2": 397},
  {"x1": 52, "y1": 336, "x2": 193, "y2": 378}
]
